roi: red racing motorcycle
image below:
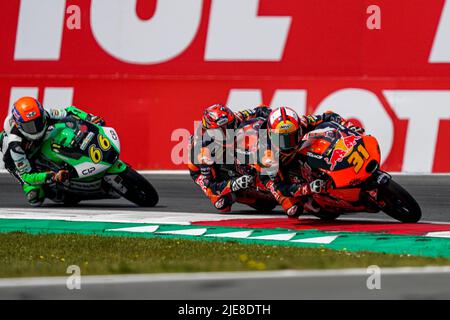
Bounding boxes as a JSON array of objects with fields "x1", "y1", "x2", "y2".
[{"x1": 296, "y1": 121, "x2": 422, "y2": 222}]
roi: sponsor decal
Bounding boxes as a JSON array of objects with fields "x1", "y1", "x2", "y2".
[
  {"x1": 80, "y1": 132, "x2": 94, "y2": 151},
  {"x1": 278, "y1": 123, "x2": 293, "y2": 131},
  {"x1": 325, "y1": 134, "x2": 361, "y2": 171},
  {"x1": 16, "y1": 161, "x2": 28, "y2": 173},
  {"x1": 70, "y1": 180, "x2": 102, "y2": 191},
  {"x1": 216, "y1": 117, "x2": 228, "y2": 126},
  {"x1": 81, "y1": 167, "x2": 96, "y2": 176},
  {"x1": 349, "y1": 177, "x2": 363, "y2": 186},
  {"x1": 26, "y1": 111, "x2": 36, "y2": 119},
  {"x1": 306, "y1": 152, "x2": 323, "y2": 160},
  {"x1": 266, "y1": 180, "x2": 280, "y2": 200}
]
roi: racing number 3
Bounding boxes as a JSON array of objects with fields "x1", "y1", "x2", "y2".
[
  {"x1": 89, "y1": 135, "x2": 110, "y2": 163},
  {"x1": 347, "y1": 145, "x2": 370, "y2": 173}
]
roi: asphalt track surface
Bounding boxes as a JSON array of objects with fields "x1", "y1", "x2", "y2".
[
  {"x1": 0, "y1": 268, "x2": 449, "y2": 300},
  {"x1": 1, "y1": 173, "x2": 450, "y2": 222},
  {"x1": 0, "y1": 173, "x2": 450, "y2": 300}
]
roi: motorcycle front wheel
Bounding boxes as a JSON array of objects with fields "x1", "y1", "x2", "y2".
[
  {"x1": 116, "y1": 168, "x2": 159, "y2": 207},
  {"x1": 378, "y1": 180, "x2": 421, "y2": 223}
]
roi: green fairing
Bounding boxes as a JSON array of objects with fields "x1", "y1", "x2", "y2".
[
  {"x1": 34, "y1": 116, "x2": 124, "y2": 184},
  {"x1": 65, "y1": 106, "x2": 90, "y2": 121},
  {"x1": 11, "y1": 107, "x2": 92, "y2": 187},
  {"x1": 107, "y1": 160, "x2": 127, "y2": 174}
]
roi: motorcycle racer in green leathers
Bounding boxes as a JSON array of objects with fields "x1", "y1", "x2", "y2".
[{"x1": 0, "y1": 96, "x2": 104, "y2": 206}]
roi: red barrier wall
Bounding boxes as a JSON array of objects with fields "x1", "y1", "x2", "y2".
[{"x1": 1, "y1": 0, "x2": 449, "y2": 172}]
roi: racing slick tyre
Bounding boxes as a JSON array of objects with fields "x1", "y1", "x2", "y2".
[
  {"x1": 378, "y1": 180, "x2": 421, "y2": 223},
  {"x1": 247, "y1": 200, "x2": 277, "y2": 212},
  {"x1": 63, "y1": 198, "x2": 81, "y2": 206},
  {"x1": 117, "y1": 168, "x2": 159, "y2": 207},
  {"x1": 312, "y1": 212, "x2": 341, "y2": 221}
]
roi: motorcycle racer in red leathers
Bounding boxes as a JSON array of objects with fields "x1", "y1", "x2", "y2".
[
  {"x1": 255, "y1": 107, "x2": 362, "y2": 217},
  {"x1": 188, "y1": 103, "x2": 271, "y2": 212}
]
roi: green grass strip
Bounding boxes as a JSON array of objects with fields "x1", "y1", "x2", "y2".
[{"x1": 0, "y1": 218, "x2": 449, "y2": 259}]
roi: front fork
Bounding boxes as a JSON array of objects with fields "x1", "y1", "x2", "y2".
[
  {"x1": 363, "y1": 170, "x2": 392, "y2": 211},
  {"x1": 103, "y1": 160, "x2": 129, "y2": 194}
]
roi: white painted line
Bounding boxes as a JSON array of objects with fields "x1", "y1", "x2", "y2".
[
  {"x1": 106, "y1": 225, "x2": 159, "y2": 233},
  {"x1": 2, "y1": 208, "x2": 450, "y2": 228},
  {"x1": 335, "y1": 216, "x2": 450, "y2": 225},
  {"x1": 0, "y1": 267, "x2": 450, "y2": 288},
  {"x1": 426, "y1": 231, "x2": 450, "y2": 238},
  {"x1": 249, "y1": 233, "x2": 297, "y2": 241},
  {"x1": 156, "y1": 228, "x2": 208, "y2": 236},
  {"x1": 205, "y1": 230, "x2": 254, "y2": 239},
  {"x1": 0, "y1": 208, "x2": 280, "y2": 225},
  {"x1": 291, "y1": 235, "x2": 339, "y2": 244}
]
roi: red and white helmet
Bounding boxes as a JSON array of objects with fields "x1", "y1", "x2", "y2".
[
  {"x1": 201, "y1": 104, "x2": 236, "y2": 130},
  {"x1": 267, "y1": 107, "x2": 302, "y2": 153}
]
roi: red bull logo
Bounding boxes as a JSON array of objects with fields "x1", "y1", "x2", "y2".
[
  {"x1": 325, "y1": 134, "x2": 361, "y2": 171},
  {"x1": 342, "y1": 134, "x2": 360, "y2": 149}
]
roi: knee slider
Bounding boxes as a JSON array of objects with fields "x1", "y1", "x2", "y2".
[{"x1": 26, "y1": 190, "x2": 43, "y2": 206}]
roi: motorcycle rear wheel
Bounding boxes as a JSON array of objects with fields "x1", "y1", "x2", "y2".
[
  {"x1": 116, "y1": 168, "x2": 159, "y2": 207},
  {"x1": 378, "y1": 180, "x2": 421, "y2": 223}
]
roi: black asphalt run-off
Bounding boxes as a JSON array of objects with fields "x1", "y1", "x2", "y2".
[{"x1": 0, "y1": 173, "x2": 449, "y2": 222}]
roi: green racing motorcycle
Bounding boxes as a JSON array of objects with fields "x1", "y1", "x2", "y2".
[{"x1": 30, "y1": 115, "x2": 159, "y2": 207}]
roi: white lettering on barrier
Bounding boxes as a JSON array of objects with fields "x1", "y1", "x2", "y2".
[
  {"x1": 7, "y1": 87, "x2": 74, "y2": 114},
  {"x1": 8, "y1": 87, "x2": 39, "y2": 114},
  {"x1": 271, "y1": 90, "x2": 307, "y2": 115},
  {"x1": 429, "y1": 0, "x2": 450, "y2": 62},
  {"x1": 315, "y1": 88, "x2": 394, "y2": 165},
  {"x1": 12, "y1": 0, "x2": 448, "y2": 65},
  {"x1": 222, "y1": 88, "x2": 450, "y2": 172},
  {"x1": 1, "y1": 87, "x2": 74, "y2": 169},
  {"x1": 14, "y1": 0, "x2": 66, "y2": 60},
  {"x1": 227, "y1": 88, "x2": 393, "y2": 165},
  {"x1": 227, "y1": 89, "x2": 263, "y2": 111},
  {"x1": 226, "y1": 89, "x2": 307, "y2": 118},
  {"x1": 205, "y1": 0, "x2": 292, "y2": 61},
  {"x1": 384, "y1": 90, "x2": 450, "y2": 173},
  {"x1": 90, "y1": 0, "x2": 203, "y2": 64},
  {"x1": 43, "y1": 88, "x2": 74, "y2": 110}
]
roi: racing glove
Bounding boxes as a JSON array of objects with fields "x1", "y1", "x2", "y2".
[
  {"x1": 231, "y1": 175, "x2": 254, "y2": 192},
  {"x1": 51, "y1": 170, "x2": 70, "y2": 183},
  {"x1": 322, "y1": 111, "x2": 343, "y2": 123},
  {"x1": 255, "y1": 105, "x2": 272, "y2": 118},
  {"x1": 290, "y1": 179, "x2": 327, "y2": 197},
  {"x1": 347, "y1": 123, "x2": 365, "y2": 134},
  {"x1": 87, "y1": 114, "x2": 105, "y2": 126},
  {"x1": 286, "y1": 205, "x2": 300, "y2": 218}
]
